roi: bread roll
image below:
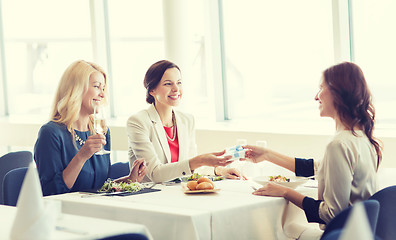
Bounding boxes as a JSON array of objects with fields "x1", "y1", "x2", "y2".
[
  {"x1": 197, "y1": 177, "x2": 213, "y2": 184},
  {"x1": 196, "y1": 182, "x2": 214, "y2": 190},
  {"x1": 187, "y1": 181, "x2": 198, "y2": 190}
]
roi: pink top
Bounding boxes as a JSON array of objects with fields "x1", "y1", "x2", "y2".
[{"x1": 164, "y1": 126, "x2": 179, "y2": 163}]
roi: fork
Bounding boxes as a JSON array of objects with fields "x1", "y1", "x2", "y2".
[
  {"x1": 81, "y1": 191, "x2": 124, "y2": 198},
  {"x1": 142, "y1": 182, "x2": 156, "y2": 189},
  {"x1": 248, "y1": 180, "x2": 259, "y2": 191}
]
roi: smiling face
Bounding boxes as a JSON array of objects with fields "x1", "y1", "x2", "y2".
[
  {"x1": 315, "y1": 78, "x2": 337, "y2": 119},
  {"x1": 149, "y1": 67, "x2": 182, "y2": 110},
  {"x1": 81, "y1": 71, "x2": 106, "y2": 115}
]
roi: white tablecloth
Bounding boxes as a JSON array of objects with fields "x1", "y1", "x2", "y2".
[
  {"x1": 0, "y1": 204, "x2": 152, "y2": 240},
  {"x1": 47, "y1": 179, "x2": 320, "y2": 240}
]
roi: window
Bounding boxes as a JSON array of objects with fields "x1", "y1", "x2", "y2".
[
  {"x1": 107, "y1": 0, "x2": 164, "y2": 119},
  {"x1": 107, "y1": 0, "x2": 210, "y2": 122},
  {"x1": 2, "y1": 0, "x2": 92, "y2": 118},
  {"x1": 221, "y1": 0, "x2": 335, "y2": 132},
  {"x1": 0, "y1": 0, "x2": 395, "y2": 135},
  {"x1": 351, "y1": 0, "x2": 396, "y2": 130}
]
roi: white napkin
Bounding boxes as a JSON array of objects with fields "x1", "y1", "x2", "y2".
[
  {"x1": 339, "y1": 202, "x2": 373, "y2": 240},
  {"x1": 10, "y1": 162, "x2": 56, "y2": 240}
]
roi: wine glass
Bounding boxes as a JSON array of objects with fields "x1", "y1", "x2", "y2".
[
  {"x1": 94, "y1": 105, "x2": 110, "y2": 155},
  {"x1": 236, "y1": 139, "x2": 247, "y2": 148},
  {"x1": 256, "y1": 140, "x2": 267, "y2": 148},
  {"x1": 256, "y1": 140, "x2": 268, "y2": 176}
]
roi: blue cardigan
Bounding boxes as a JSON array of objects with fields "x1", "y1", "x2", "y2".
[{"x1": 34, "y1": 121, "x2": 111, "y2": 196}]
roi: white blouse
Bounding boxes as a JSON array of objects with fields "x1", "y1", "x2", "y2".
[{"x1": 315, "y1": 130, "x2": 378, "y2": 224}]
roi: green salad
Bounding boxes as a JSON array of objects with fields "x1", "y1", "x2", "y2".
[
  {"x1": 211, "y1": 176, "x2": 225, "y2": 181},
  {"x1": 269, "y1": 175, "x2": 290, "y2": 182},
  {"x1": 181, "y1": 173, "x2": 224, "y2": 182},
  {"x1": 187, "y1": 173, "x2": 202, "y2": 181},
  {"x1": 98, "y1": 178, "x2": 143, "y2": 193}
]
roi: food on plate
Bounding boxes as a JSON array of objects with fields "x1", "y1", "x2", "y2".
[
  {"x1": 182, "y1": 174, "x2": 224, "y2": 182},
  {"x1": 197, "y1": 177, "x2": 214, "y2": 189},
  {"x1": 269, "y1": 175, "x2": 290, "y2": 183},
  {"x1": 196, "y1": 182, "x2": 214, "y2": 190},
  {"x1": 98, "y1": 178, "x2": 143, "y2": 193},
  {"x1": 253, "y1": 175, "x2": 307, "y2": 189},
  {"x1": 188, "y1": 173, "x2": 202, "y2": 181},
  {"x1": 211, "y1": 176, "x2": 224, "y2": 181},
  {"x1": 186, "y1": 177, "x2": 215, "y2": 191},
  {"x1": 187, "y1": 181, "x2": 199, "y2": 190},
  {"x1": 186, "y1": 173, "x2": 202, "y2": 181},
  {"x1": 197, "y1": 177, "x2": 212, "y2": 184}
]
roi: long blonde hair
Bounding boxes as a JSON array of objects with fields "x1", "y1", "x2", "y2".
[{"x1": 50, "y1": 60, "x2": 109, "y2": 143}]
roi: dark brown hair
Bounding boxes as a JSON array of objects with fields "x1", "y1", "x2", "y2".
[
  {"x1": 323, "y1": 62, "x2": 382, "y2": 168},
  {"x1": 144, "y1": 60, "x2": 181, "y2": 104}
]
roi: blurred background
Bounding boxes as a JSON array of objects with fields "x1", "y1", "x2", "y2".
[{"x1": 1, "y1": 0, "x2": 395, "y2": 168}]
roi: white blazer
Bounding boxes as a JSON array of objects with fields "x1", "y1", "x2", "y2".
[{"x1": 127, "y1": 104, "x2": 211, "y2": 183}]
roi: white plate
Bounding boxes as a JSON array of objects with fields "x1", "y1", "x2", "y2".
[
  {"x1": 253, "y1": 176, "x2": 308, "y2": 189},
  {"x1": 181, "y1": 182, "x2": 220, "y2": 194},
  {"x1": 183, "y1": 189, "x2": 221, "y2": 194}
]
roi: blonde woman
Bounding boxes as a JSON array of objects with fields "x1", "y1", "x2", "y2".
[
  {"x1": 34, "y1": 60, "x2": 146, "y2": 196},
  {"x1": 127, "y1": 60, "x2": 240, "y2": 183}
]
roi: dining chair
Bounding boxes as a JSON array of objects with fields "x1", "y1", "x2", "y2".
[
  {"x1": 368, "y1": 185, "x2": 396, "y2": 240},
  {"x1": 0, "y1": 151, "x2": 33, "y2": 204},
  {"x1": 108, "y1": 162, "x2": 130, "y2": 180},
  {"x1": 97, "y1": 233, "x2": 149, "y2": 240},
  {"x1": 320, "y1": 199, "x2": 380, "y2": 240},
  {"x1": 321, "y1": 229, "x2": 383, "y2": 240},
  {"x1": 2, "y1": 167, "x2": 29, "y2": 206}
]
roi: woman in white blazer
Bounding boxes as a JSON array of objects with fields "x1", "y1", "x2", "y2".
[{"x1": 127, "y1": 60, "x2": 240, "y2": 183}]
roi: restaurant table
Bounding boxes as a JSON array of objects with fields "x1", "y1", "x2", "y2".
[
  {"x1": 46, "y1": 179, "x2": 320, "y2": 240},
  {"x1": 0, "y1": 204, "x2": 152, "y2": 240}
]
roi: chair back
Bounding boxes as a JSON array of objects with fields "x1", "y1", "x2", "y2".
[
  {"x1": 0, "y1": 151, "x2": 33, "y2": 204},
  {"x1": 98, "y1": 233, "x2": 149, "y2": 240},
  {"x1": 369, "y1": 185, "x2": 396, "y2": 240},
  {"x1": 320, "y1": 199, "x2": 380, "y2": 240},
  {"x1": 321, "y1": 229, "x2": 383, "y2": 240},
  {"x1": 2, "y1": 167, "x2": 29, "y2": 206},
  {"x1": 108, "y1": 162, "x2": 130, "y2": 180}
]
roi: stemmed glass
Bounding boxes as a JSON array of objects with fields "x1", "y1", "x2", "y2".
[
  {"x1": 94, "y1": 105, "x2": 110, "y2": 155},
  {"x1": 256, "y1": 140, "x2": 268, "y2": 176}
]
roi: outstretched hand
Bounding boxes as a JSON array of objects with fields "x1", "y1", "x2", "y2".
[
  {"x1": 190, "y1": 150, "x2": 234, "y2": 172},
  {"x1": 240, "y1": 144, "x2": 267, "y2": 163},
  {"x1": 200, "y1": 150, "x2": 233, "y2": 167}
]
